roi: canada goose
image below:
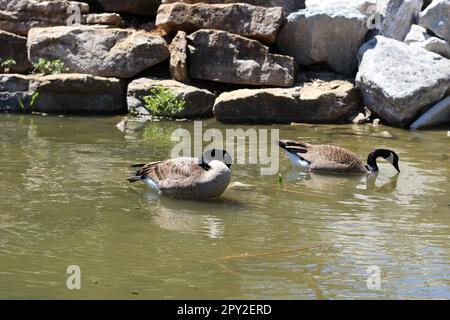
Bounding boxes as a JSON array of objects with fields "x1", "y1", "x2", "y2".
[
  {"x1": 127, "y1": 149, "x2": 232, "y2": 200},
  {"x1": 278, "y1": 140, "x2": 400, "y2": 174}
]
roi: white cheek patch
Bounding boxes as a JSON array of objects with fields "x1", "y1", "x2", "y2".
[{"x1": 386, "y1": 153, "x2": 394, "y2": 164}]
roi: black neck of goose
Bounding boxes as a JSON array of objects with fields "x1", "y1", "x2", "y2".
[
  {"x1": 367, "y1": 149, "x2": 393, "y2": 172},
  {"x1": 366, "y1": 150, "x2": 381, "y2": 173}
]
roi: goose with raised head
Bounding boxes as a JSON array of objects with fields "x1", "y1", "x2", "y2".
[
  {"x1": 278, "y1": 140, "x2": 400, "y2": 174},
  {"x1": 127, "y1": 149, "x2": 232, "y2": 200}
]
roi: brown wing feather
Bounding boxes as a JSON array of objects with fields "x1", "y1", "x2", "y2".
[
  {"x1": 282, "y1": 140, "x2": 367, "y2": 173},
  {"x1": 136, "y1": 158, "x2": 203, "y2": 186},
  {"x1": 303, "y1": 144, "x2": 366, "y2": 173}
]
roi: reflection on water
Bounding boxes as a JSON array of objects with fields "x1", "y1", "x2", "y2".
[{"x1": 0, "y1": 114, "x2": 449, "y2": 299}]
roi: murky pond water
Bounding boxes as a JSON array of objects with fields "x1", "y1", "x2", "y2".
[{"x1": 0, "y1": 114, "x2": 449, "y2": 299}]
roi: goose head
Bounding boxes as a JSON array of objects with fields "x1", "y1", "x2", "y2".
[
  {"x1": 367, "y1": 149, "x2": 400, "y2": 173},
  {"x1": 201, "y1": 148, "x2": 232, "y2": 170}
]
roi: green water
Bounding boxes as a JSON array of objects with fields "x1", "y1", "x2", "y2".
[{"x1": 0, "y1": 114, "x2": 449, "y2": 299}]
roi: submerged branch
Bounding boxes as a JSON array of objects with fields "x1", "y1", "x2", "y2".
[{"x1": 216, "y1": 244, "x2": 322, "y2": 262}]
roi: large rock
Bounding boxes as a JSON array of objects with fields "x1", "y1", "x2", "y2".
[
  {"x1": 27, "y1": 25, "x2": 169, "y2": 78},
  {"x1": 213, "y1": 79, "x2": 361, "y2": 123},
  {"x1": 277, "y1": 2, "x2": 370, "y2": 75},
  {"x1": 410, "y1": 96, "x2": 450, "y2": 129},
  {"x1": 0, "y1": 73, "x2": 126, "y2": 114},
  {"x1": 0, "y1": 30, "x2": 30, "y2": 73},
  {"x1": 419, "y1": 0, "x2": 450, "y2": 43},
  {"x1": 85, "y1": 13, "x2": 125, "y2": 27},
  {"x1": 376, "y1": 0, "x2": 423, "y2": 41},
  {"x1": 405, "y1": 24, "x2": 450, "y2": 58},
  {"x1": 156, "y1": 2, "x2": 284, "y2": 43},
  {"x1": 161, "y1": 0, "x2": 305, "y2": 15},
  {"x1": 356, "y1": 36, "x2": 450, "y2": 128},
  {"x1": 169, "y1": 31, "x2": 189, "y2": 82},
  {"x1": 0, "y1": 0, "x2": 89, "y2": 36},
  {"x1": 127, "y1": 78, "x2": 216, "y2": 118},
  {"x1": 95, "y1": 0, "x2": 161, "y2": 15},
  {"x1": 0, "y1": 0, "x2": 127, "y2": 36},
  {"x1": 187, "y1": 29, "x2": 295, "y2": 87}
]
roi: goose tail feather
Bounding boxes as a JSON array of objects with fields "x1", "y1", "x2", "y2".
[
  {"x1": 127, "y1": 174, "x2": 143, "y2": 183},
  {"x1": 130, "y1": 163, "x2": 146, "y2": 168}
]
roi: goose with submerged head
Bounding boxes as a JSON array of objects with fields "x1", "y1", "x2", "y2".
[
  {"x1": 127, "y1": 148, "x2": 232, "y2": 200},
  {"x1": 277, "y1": 140, "x2": 400, "y2": 174}
]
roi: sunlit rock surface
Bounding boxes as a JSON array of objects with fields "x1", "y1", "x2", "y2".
[
  {"x1": 214, "y1": 79, "x2": 361, "y2": 123},
  {"x1": 356, "y1": 36, "x2": 450, "y2": 128},
  {"x1": 27, "y1": 25, "x2": 169, "y2": 78}
]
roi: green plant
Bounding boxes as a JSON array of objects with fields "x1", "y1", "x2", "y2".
[
  {"x1": 1, "y1": 58, "x2": 16, "y2": 73},
  {"x1": 277, "y1": 173, "x2": 283, "y2": 187},
  {"x1": 142, "y1": 87, "x2": 185, "y2": 118},
  {"x1": 32, "y1": 58, "x2": 68, "y2": 75},
  {"x1": 17, "y1": 91, "x2": 39, "y2": 111}
]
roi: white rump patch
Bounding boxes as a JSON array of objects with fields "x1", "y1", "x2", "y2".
[
  {"x1": 285, "y1": 150, "x2": 310, "y2": 169},
  {"x1": 143, "y1": 177, "x2": 161, "y2": 193}
]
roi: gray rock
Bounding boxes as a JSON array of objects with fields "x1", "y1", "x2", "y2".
[
  {"x1": 127, "y1": 78, "x2": 216, "y2": 118},
  {"x1": 156, "y1": 2, "x2": 285, "y2": 44},
  {"x1": 356, "y1": 36, "x2": 450, "y2": 128},
  {"x1": 188, "y1": 29, "x2": 295, "y2": 87},
  {"x1": 0, "y1": 30, "x2": 30, "y2": 73},
  {"x1": 404, "y1": 24, "x2": 430, "y2": 43},
  {"x1": 405, "y1": 24, "x2": 450, "y2": 58},
  {"x1": 0, "y1": 0, "x2": 90, "y2": 36},
  {"x1": 277, "y1": 2, "x2": 370, "y2": 75},
  {"x1": 161, "y1": 0, "x2": 305, "y2": 15},
  {"x1": 410, "y1": 96, "x2": 450, "y2": 129},
  {"x1": 27, "y1": 25, "x2": 169, "y2": 79},
  {"x1": 420, "y1": 0, "x2": 450, "y2": 43},
  {"x1": 85, "y1": 13, "x2": 125, "y2": 27},
  {"x1": 0, "y1": 73, "x2": 126, "y2": 114},
  {"x1": 213, "y1": 80, "x2": 361, "y2": 123},
  {"x1": 169, "y1": 31, "x2": 189, "y2": 82},
  {"x1": 0, "y1": 73, "x2": 30, "y2": 111},
  {"x1": 95, "y1": 0, "x2": 161, "y2": 15},
  {"x1": 377, "y1": 0, "x2": 423, "y2": 41}
]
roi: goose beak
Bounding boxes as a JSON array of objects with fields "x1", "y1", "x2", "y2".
[
  {"x1": 394, "y1": 163, "x2": 400, "y2": 173},
  {"x1": 277, "y1": 140, "x2": 288, "y2": 149}
]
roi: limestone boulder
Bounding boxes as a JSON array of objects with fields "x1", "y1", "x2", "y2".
[
  {"x1": 376, "y1": 0, "x2": 423, "y2": 41},
  {"x1": 85, "y1": 13, "x2": 125, "y2": 27},
  {"x1": 356, "y1": 36, "x2": 450, "y2": 128},
  {"x1": 27, "y1": 25, "x2": 169, "y2": 78},
  {"x1": 169, "y1": 31, "x2": 189, "y2": 82},
  {"x1": 127, "y1": 78, "x2": 216, "y2": 118},
  {"x1": 161, "y1": 0, "x2": 305, "y2": 14},
  {"x1": 156, "y1": 2, "x2": 284, "y2": 44},
  {"x1": 277, "y1": 2, "x2": 370, "y2": 75},
  {"x1": 405, "y1": 24, "x2": 450, "y2": 58},
  {"x1": 0, "y1": 0, "x2": 89, "y2": 36},
  {"x1": 0, "y1": 73, "x2": 126, "y2": 114},
  {"x1": 419, "y1": 0, "x2": 450, "y2": 43},
  {"x1": 187, "y1": 29, "x2": 295, "y2": 87},
  {"x1": 213, "y1": 80, "x2": 361, "y2": 123},
  {"x1": 0, "y1": 30, "x2": 30, "y2": 73}
]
